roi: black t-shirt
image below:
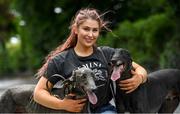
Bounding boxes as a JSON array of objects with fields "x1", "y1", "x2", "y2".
[{"x1": 44, "y1": 46, "x2": 115, "y2": 109}]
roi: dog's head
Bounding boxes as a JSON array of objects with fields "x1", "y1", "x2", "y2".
[
  {"x1": 110, "y1": 48, "x2": 132, "y2": 81},
  {"x1": 46, "y1": 67, "x2": 97, "y2": 104},
  {"x1": 71, "y1": 67, "x2": 97, "y2": 91},
  {"x1": 70, "y1": 67, "x2": 97, "y2": 104}
]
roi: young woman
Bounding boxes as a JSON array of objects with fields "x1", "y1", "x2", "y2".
[{"x1": 33, "y1": 8, "x2": 147, "y2": 113}]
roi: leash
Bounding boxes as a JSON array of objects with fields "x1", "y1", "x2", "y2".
[
  {"x1": 98, "y1": 47, "x2": 116, "y2": 107},
  {"x1": 46, "y1": 74, "x2": 68, "y2": 92}
]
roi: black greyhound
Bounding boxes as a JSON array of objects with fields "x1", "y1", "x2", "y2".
[
  {"x1": 0, "y1": 67, "x2": 97, "y2": 113},
  {"x1": 110, "y1": 48, "x2": 180, "y2": 113}
]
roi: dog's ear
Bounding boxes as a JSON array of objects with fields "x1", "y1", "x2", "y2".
[
  {"x1": 121, "y1": 49, "x2": 132, "y2": 61},
  {"x1": 115, "y1": 48, "x2": 132, "y2": 61},
  {"x1": 120, "y1": 49, "x2": 133, "y2": 70}
]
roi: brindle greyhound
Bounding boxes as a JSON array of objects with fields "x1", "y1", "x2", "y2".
[
  {"x1": 27, "y1": 67, "x2": 97, "y2": 113},
  {"x1": 0, "y1": 67, "x2": 97, "y2": 113},
  {"x1": 111, "y1": 48, "x2": 180, "y2": 113}
]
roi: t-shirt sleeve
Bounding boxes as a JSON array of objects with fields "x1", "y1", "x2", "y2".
[
  {"x1": 43, "y1": 59, "x2": 61, "y2": 85},
  {"x1": 100, "y1": 46, "x2": 115, "y2": 63}
]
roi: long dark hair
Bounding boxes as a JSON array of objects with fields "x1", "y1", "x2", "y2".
[{"x1": 36, "y1": 8, "x2": 109, "y2": 77}]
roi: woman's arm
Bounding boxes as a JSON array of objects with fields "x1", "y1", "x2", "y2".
[
  {"x1": 33, "y1": 76, "x2": 86, "y2": 112},
  {"x1": 119, "y1": 61, "x2": 147, "y2": 93},
  {"x1": 33, "y1": 77, "x2": 64, "y2": 109},
  {"x1": 132, "y1": 61, "x2": 147, "y2": 83}
]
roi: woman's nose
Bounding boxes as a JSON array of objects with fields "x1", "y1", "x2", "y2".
[{"x1": 88, "y1": 31, "x2": 93, "y2": 37}]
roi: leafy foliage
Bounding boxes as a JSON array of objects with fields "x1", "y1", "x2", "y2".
[
  {"x1": 0, "y1": 0, "x2": 179, "y2": 75},
  {"x1": 0, "y1": 0, "x2": 17, "y2": 75}
]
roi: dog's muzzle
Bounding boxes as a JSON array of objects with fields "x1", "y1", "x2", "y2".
[
  {"x1": 74, "y1": 67, "x2": 98, "y2": 105},
  {"x1": 110, "y1": 59, "x2": 125, "y2": 81},
  {"x1": 111, "y1": 63, "x2": 124, "y2": 81}
]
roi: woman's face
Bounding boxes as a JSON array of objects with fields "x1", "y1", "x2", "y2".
[{"x1": 75, "y1": 19, "x2": 100, "y2": 49}]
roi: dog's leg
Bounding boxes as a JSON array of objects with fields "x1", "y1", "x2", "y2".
[
  {"x1": 158, "y1": 90, "x2": 180, "y2": 113},
  {"x1": 0, "y1": 89, "x2": 16, "y2": 113},
  {"x1": 146, "y1": 69, "x2": 180, "y2": 112},
  {"x1": 115, "y1": 89, "x2": 126, "y2": 113},
  {"x1": 117, "y1": 82, "x2": 148, "y2": 113},
  {"x1": 128, "y1": 83, "x2": 148, "y2": 113}
]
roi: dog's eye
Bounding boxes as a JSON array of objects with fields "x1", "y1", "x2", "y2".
[
  {"x1": 111, "y1": 60, "x2": 117, "y2": 65},
  {"x1": 116, "y1": 60, "x2": 123, "y2": 66},
  {"x1": 82, "y1": 74, "x2": 87, "y2": 79},
  {"x1": 111, "y1": 60, "x2": 123, "y2": 66}
]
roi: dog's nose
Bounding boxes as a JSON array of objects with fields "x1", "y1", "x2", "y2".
[{"x1": 91, "y1": 84, "x2": 97, "y2": 90}]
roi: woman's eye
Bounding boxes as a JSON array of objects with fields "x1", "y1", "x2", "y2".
[
  {"x1": 83, "y1": 28, "x2": 89, "y2": 31},
  {"x1": 93, "y1": 29, "x2": 98, "y2": 32}
]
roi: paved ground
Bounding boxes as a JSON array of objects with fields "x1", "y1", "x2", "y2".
[{"x1": 0, "y1": 76, "x2": 37, "y2": 95}]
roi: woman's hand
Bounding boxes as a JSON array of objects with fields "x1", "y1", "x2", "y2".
[
  {"x1": 119, "y1": 70, "x2": 143, "y2": 94},
  {"x1": 61, "y1": 94, "x2": 87, "y2": 112},
  {"x1": 118, "y1": 61, "x2": 147, "y2": 93}
]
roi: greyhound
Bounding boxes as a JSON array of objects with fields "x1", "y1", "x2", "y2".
[
  {"x1": 0, "y1": 84, "x2": 35, "y2": 113},
  {"x1": 0, "y1": 67, "x2": 97, "y2": 113},
  {"x1": 27, "y1": 67, "x2": 97, "y2": 113},
  {"x1": 110, "y1": 48, "x2": 180, "y2": 113}
]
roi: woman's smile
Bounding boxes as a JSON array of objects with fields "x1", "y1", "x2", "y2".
[
  {"x1": 75, "y1": 19, "x2": 100, "y2": 48},
  {"x1": 84, "y1": 36, "x2": 95, "y2": 43}
]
